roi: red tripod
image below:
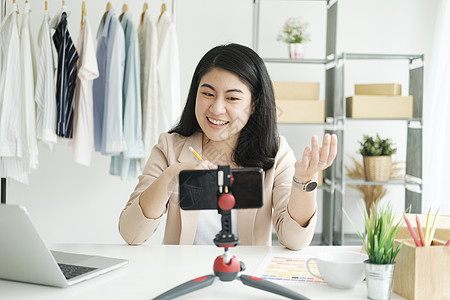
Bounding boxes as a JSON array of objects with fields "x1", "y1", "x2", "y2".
[{"x1": 153, "y1": 166, "x2": 310, "y2": 300}]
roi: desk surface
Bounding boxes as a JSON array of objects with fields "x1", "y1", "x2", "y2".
[{"x1": 0, "y1": 244, "x2": 404, "y2": 300}]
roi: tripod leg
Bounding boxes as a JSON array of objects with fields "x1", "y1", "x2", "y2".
[
  {"x1": 153, "y1": 275, "x2": 215, "y2": 300},
  {"x1": 239, "y1": 275, "x2": 310, "y2": 300}
]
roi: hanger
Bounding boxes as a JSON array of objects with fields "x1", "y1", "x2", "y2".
[
  {"x1": 158, "y1": 2, "x2": 167, "y2": 23},
  {"x1": 119, "y1": 3, "x2": 128, "y2": 21},
  {"x1": 81, "y1": 1, "x2": 86, "y2": 30},
  {"x1": 103, "y1": 2, "x2": 112, "y2": 22},
  {"x1": 62, "y1": 0, "x2": 65, "y2": 6},
  {"x1": 45, "y1": 1, "x2": 48, "y2": 11},
  {"x1": 140, "y1": 2, "x2": 149, "y2": 25}
]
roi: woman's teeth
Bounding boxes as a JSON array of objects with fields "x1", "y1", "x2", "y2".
[{"x1": 208, "y1": 117, "x2": 228, "y2": 125}]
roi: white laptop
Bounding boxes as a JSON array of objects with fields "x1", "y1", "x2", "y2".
[{"x1": 0, "y1": 204, "x2": 128, "y2": 287}]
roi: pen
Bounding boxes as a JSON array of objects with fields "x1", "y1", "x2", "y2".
[{"x1": 189, "y1": 147, "x2": 203, "y2": 161}]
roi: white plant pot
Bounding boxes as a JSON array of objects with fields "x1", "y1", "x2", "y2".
[{"x1": 288, "y1": 43, "x2": 304, "y2": 59}]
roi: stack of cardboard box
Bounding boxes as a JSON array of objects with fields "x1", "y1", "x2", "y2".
[
  {"x1": 346, "y1": 83, "x2": 413, "y2": 119},
  {"x1": 273, "y1": 81, "x2": 324, "y2": 186},
  {"x1": 273, "y1": 81, "x2": 325, "y2": 123}
]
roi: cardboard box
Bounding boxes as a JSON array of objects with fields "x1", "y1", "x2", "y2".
[
  {"x1": 393, "y1": 214, "x2": 450, "y2": 300},
  {"x1": 392, "y1": 239, "x2": 450, "y2": 300},
  {"x1": 273, "y1": 82, "x2": 320, "y2": 100},
  {"x1": 346, "y1": 95, "x2": 413, "y2": 119},
  {"x1": 355, "y1": 83, "x2": 402, "y2": 96},
  {"x1": 276, "y1": 99, "x2": 324, "y2": 123}
]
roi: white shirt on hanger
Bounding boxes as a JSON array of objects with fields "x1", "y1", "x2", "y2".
[
  {"x1": 157, "y1": 11, "x2": 181, "y2": 133},
  {"x1": 20, "y1": 2, "x2": 39, "y2": 172},
  {"x1": 0, "y1": 3, "x2": 28, "y2": 184},
  {"x1": 35, "y1": 10, "x2": 57, "y2": 151},
  {"x1": 139, "y1": 10, "x2": 159, "y2": 165},
  {"x1": 71, "y1": 17, "x2": 99, "y2": 166}
]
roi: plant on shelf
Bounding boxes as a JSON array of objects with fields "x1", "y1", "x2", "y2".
[
  {"x1": 345, "y1": 203, "x2": 404, "y2": 300},
  {"x1": 277, "y1": 17, "x2": 311, "y2": 59},
  {"x1": 359, "y1": 134, "x2": 397, "y2": 182},
  {"x1": 345, "y1": 156, "x2": 403, "y2": 217},
  {"x1": 359, "y1": 134, "x2": 397, "y2": 157}
]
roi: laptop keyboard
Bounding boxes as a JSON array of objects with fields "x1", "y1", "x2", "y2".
[{"x1": 58, "y1": 263, "x2": 98, "y2": 280}]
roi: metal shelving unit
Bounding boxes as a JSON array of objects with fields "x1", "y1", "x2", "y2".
[
  {"x1": 252, "y1": 0, "x2": 424, "y2": 246},
  {"x1": 330, "y1": 53, "x2": 424, "y2": 245},
  {"x1": 253, "y1": 0, "x2": 339, "y2": 245}
]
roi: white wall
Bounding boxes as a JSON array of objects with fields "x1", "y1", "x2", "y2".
[{"x1": 4, "y1": 0, "x2": 439, "y2": 244}]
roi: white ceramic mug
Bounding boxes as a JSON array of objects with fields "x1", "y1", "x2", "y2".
[{"x1": 306, "y1": 251, "x2": 367, "y2": 289}]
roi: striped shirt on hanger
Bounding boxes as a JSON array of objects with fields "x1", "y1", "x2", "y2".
[{"x1": 53, "y1": 12, "x2": 79, "y2": 138}]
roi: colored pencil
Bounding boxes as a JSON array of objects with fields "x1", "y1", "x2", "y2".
[
  {"x1": 424, "y1": 208, "x2": 432, "y2": 247},
  {"x1": 404, "y1": 214, "x2": 421, "y2": 247},
  {"x1": 428, "y1": 209, "x2": 440, "y2": 246},
  {"x1": 445, "y1": 239, "x2": 450, "y2": 247},
  {"x1": 416, "y1": 215, "x2": 425, "y2": 247}
]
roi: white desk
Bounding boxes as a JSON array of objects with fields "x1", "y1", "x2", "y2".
[{"x1": 0, "y1": 244, "x2": 404, "y2": 300}]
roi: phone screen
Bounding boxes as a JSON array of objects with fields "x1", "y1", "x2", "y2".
[{"x1": 179, "y1": 168, "x2": 263, "y2": 210}]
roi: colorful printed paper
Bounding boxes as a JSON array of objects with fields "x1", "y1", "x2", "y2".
[{"x1": 253, "y1": 253, "x2": 327, "y2": 285}]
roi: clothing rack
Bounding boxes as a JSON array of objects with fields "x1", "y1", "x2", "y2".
[{"x1": 0, "y1": 0, "x2": 178, "y2": 205}]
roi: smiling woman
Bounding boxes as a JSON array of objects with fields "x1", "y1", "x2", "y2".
[
  {"x1": 195, "y1": 68, "x2": 253, "y2": 146},
  {"x1": 118, "y1": 43, "x2": 338, "y2": 250}
]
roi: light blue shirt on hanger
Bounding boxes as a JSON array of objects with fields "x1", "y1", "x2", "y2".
[
  {"x1": 93, "y1": 8, "x2": 127, "y2": 155},
  {"x1": 110, "y1": 11, "x2": 145, "y2": 180}
]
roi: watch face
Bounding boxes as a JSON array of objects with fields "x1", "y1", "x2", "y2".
[{"x1": 305, "y1": 181, "x2": 318, "y2": 192}]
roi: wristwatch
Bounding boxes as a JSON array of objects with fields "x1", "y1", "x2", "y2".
[{"x1": 292, "y1": 176, "x2": 318, "y2": 192}]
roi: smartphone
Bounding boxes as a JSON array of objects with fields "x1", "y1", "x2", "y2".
[{"x1": 179, "y1": 167, "x2": 263, "y2": 210}]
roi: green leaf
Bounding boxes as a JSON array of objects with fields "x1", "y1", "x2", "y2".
[
  {"x1": 345, "y1": 202, "x2": 405, "y2": 264},
  {"x1": 358, "y1": 133, "x2": 397, "y2": 156}
]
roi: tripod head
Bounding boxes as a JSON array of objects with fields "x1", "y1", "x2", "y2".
[{"x1": 213, "y1": 165, "x2": 239, "y2": 249}]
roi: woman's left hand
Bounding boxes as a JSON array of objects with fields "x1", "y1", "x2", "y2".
[{"x1": 294, "y1": 133, "x2": 338, "y2": 183}]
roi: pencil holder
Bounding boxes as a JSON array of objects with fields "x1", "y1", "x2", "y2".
[{"x1": 392, "y1": 239, "x2": 450, "y2": 300}]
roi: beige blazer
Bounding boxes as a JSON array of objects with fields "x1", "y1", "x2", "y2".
[{"x1": 119, "y1": 132, "x2": 317, "y2": 250}]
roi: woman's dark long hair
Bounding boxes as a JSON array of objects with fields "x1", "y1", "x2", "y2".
[{"x1": 169, "y1": 43, "x2": 278, "y2": 171}]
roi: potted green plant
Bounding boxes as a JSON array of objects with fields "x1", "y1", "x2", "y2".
[
  {"x1": 276, "y1": 17, "x2": 311, "y2": 59},
  {"x1": 345, "y1": 203, "x2": 404, "y2": 300},
  {"x1": 359, "y1": 134, "x2": 397, "y2": 182}
]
